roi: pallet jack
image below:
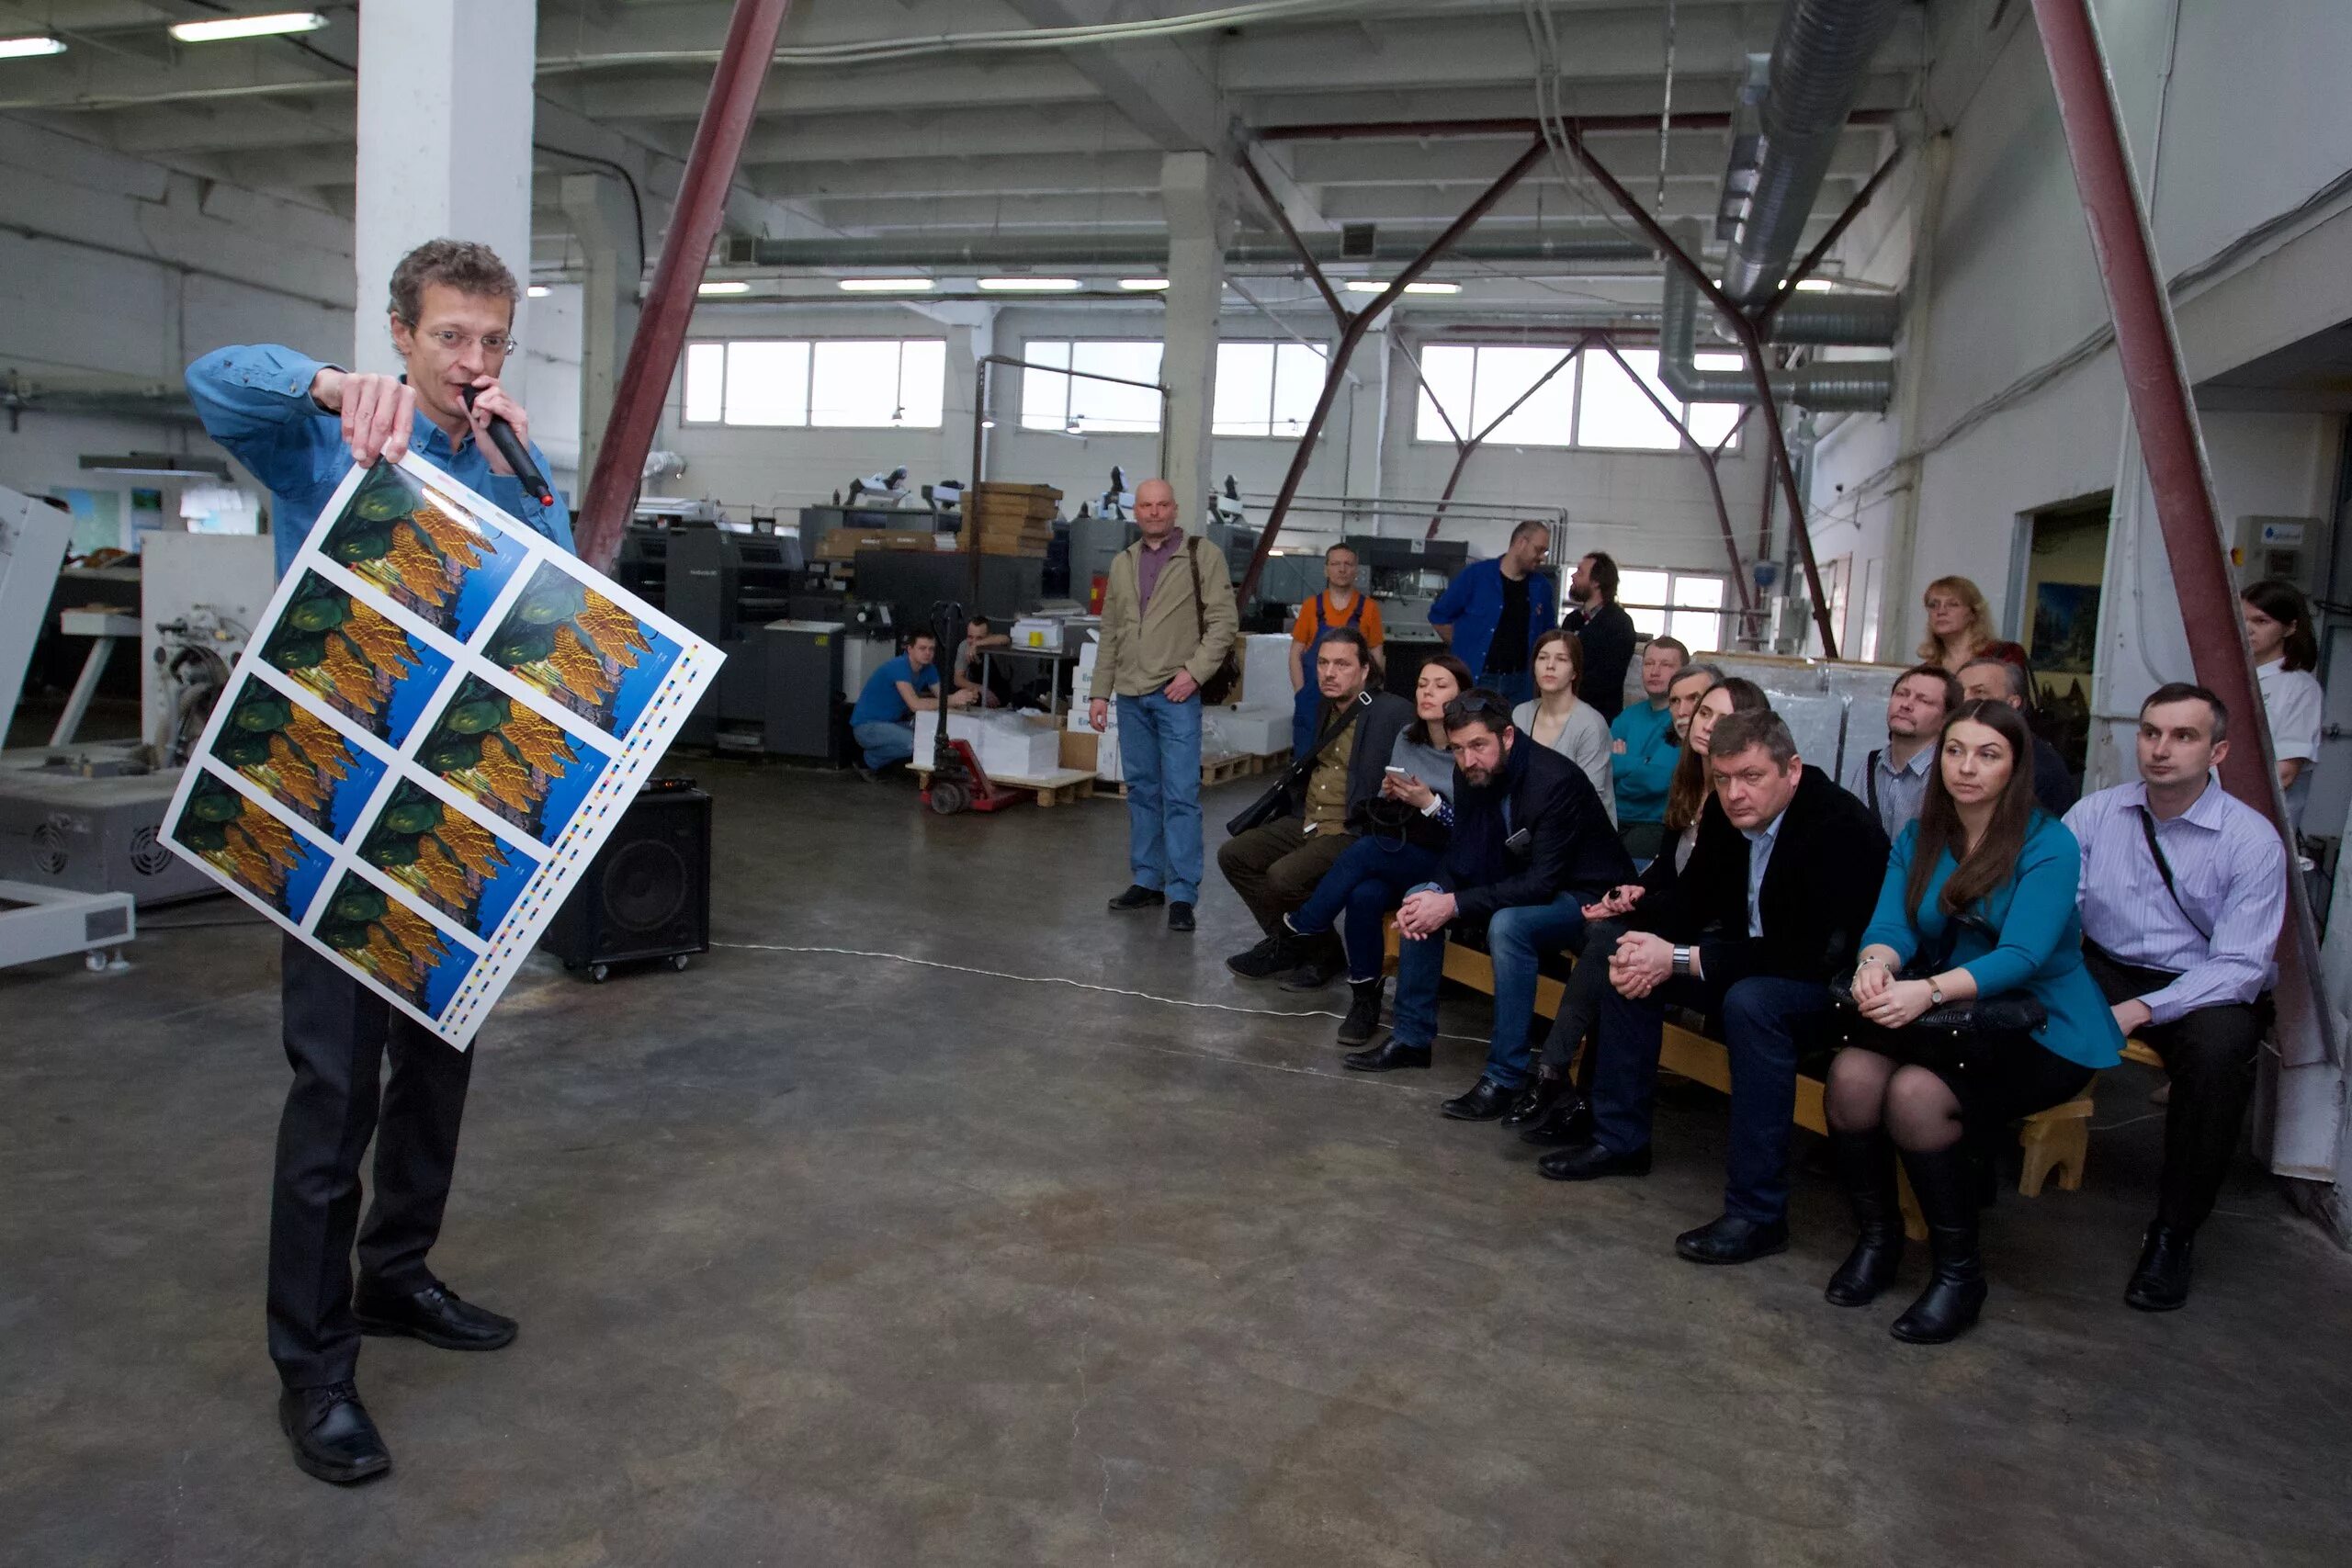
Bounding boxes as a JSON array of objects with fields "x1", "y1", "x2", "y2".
[{"x1": 917, "y1": 600, "x2": 1025, "y2": 816}]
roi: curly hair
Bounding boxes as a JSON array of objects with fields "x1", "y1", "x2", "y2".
[{"x1": 388, "y1": 239, "x2": 519, "y2": 325}]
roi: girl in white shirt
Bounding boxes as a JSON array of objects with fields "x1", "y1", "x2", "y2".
[
  {"x1": 1512, "y1": 628, "x2": 1616, "y2": 822},
  {"x1": 2240, "y1": 578, "x2": 2323, "y2": 834}
]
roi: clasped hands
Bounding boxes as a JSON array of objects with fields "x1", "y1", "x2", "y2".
[
  {"x1": 1849, "y1": 956, "x2": 1936, "y2": 1029},
  {"x1": 1395, "y1": 888, "x2": 1458, "y2": 940}
]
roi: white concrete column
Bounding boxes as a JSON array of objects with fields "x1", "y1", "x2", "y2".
[
  {"x1": 354, "y1": 0, "x2": 537, "y2": 374},
  {"x1": 1159, "y1": 152, "x2": 1229, "y2": 529},
  {"x1": 559, "y1": 172, "x2": 642, "y2": 496},
  {"x1": 1343, "y1": 323, "x2": 1390, "y2": 528}
]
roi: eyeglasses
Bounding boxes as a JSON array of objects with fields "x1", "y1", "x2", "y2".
[
  {"x1": 419, "y1": 327, "x2": 518, "y2": 356},
  {"x1": 1441, "y1": 692, "x2": 1514, "y2": 726}
]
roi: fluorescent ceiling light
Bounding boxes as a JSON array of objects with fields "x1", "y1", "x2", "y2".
[
  {"x1": 837, "y1": 277, "x2": 934, "y2": 292},
  {"x1": 1792, "y1": 277, "x2": 1837, "y2": 292},
  {"x1": 168, "y1": 11, "x2": 326, "y2": 43},
  {"x1": 80, "y1": 453, "x2": 231, "y2": 480},
  {"x1": 697, "y1": 280, "x2": 752, "y2": 296},
  {"x1": 1344, "y1": 279, "x2": 1461, "y2": 295},
  {"x1": 1118, "y1": 278, "x2": 1170, "y2": 291},
  {"x1": 0, "y1": 34, "x2": 66, "y2": 58},
  {"x1": 977, "y1": 276, "x2": 1081, "y2": 293},
  {"x1": 526, "y1": 285, "x2": 550, "y2": 299}
]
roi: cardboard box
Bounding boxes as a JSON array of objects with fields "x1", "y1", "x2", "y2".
[
  {"x1": 1010, "y1": 616, "x2": 1071, "y2": 650},
  {"x1": 1094, "y1": 728, "x2": 1122, "y2": 782},
  {"x1": 818, "y1": 528, "x2": 936, "y2": 561},
  {"x1": 1059, "y1": 729, "x2": 1098, "y2": 773}
]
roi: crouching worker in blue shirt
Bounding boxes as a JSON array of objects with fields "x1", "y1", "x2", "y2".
[
  {"x1": 186, "y1": 239, "x2": 571, "y2": 1487},
  {"x1": 1831, "y1": 699, "x2": 2121, "y2": 1345}
]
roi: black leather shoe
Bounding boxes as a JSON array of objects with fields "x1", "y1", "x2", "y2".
[
  {"x1": 1500, "y1": 1068, "x2": 1574, "y2": 1130},
  {"x1": 1108, "y1": 885, "x2": 1166, "y2": 912},
  {"x1": 1336, "y1": 977, "x2": 1385, "y2": 1046},
  {"x1": 2125, "y1": 1222, "x2": 2194, "y2": 1313},
  {"x1": 278, "y1": 1382, "x2": 390, "y2": 1485},
  {"x1": 1167, "y1": 900, "x2": 1195, "y2": 932},
  {"x1": 354, "y1": 1282, "x2": 517, "y2": 1352},
  {"x1": 1890, "y1": 1143, "x2": 1987, "y2": 1343},
  {"x1": 1441, "y1": 1077, "x2": 1515, "y2": 1121},
  {"x1": 1342, "y1": 1039, "x2": 1430, "y2": 1072},
  {"x1": 1226, "y1": 935, "x2": 1292, "y2": 980},
  {"x1": 1825, "y1": 1128, "x2": 1905, "y2": 1307},
  {"x1": 1517, "y1": 1093, "x2": 1594, "y2": 1146},
  {"x1": 1675, "y1": 1213, "x2": 1790, "y2": 1266},
  {"x1": 1536, "y1": 1140, "x2": 1652, "y2": 1181}
]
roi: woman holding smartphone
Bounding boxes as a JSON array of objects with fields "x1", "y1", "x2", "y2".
[{"x1": 1283, "y1": 655, "x2": 1476, "y2": 1047}]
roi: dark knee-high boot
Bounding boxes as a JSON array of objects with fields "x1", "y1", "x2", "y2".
[
  {"x1": 1824, "y1": 1128, "x2": 1905, "y2": 1307},
  {"x1": 1890, "y1": 1142, "x2": 1987, "y2": 1344}
]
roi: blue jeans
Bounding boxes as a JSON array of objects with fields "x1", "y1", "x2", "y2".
[
  {"x1": 853, "y1": 719, "x2": 915, "y2": 769},
  {"x1": 1286, "y1": 835, "x2": 1445, "y2": 982},
  {"x1": 1483, "y1": 668, "x2": 1534, "y2": 705},
  {"x1": 1116, "y1": 690, "x2": 1204, "y2": 904},
  {"x1": 1589, "y1": 973, "x2": 1833, "y2": 1225},
  {"x1": 1391, "y1": 886, "x2": 1590, "y2": 1089}
]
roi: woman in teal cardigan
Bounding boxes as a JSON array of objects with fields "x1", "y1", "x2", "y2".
[{"x1": 1832, "y1": 699, "x2": 2122, "y2": 1345}]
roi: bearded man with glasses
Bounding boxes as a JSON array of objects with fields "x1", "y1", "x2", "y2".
[{"x1": 186, "y1": 238, "x2": 570, "y2": 1486}]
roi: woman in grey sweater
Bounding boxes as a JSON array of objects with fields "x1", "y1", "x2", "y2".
[{"x1": 1513, "y1": 629, "x2": 1616, "y2": 823}]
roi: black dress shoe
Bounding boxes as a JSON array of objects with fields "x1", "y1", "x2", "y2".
[
  {"x1": 1167, "y1": 900, "x2": 1195, "y2": 932},
  {"x1": 1675, "y1": 1213, "x2": 1790, "y2": 1265},
  {"x1": 1536, "y1": 1140, "x2": 1653, "y2": 1181},
  {"x1": 1342, "y1": 1039, "x2": 1430, "y2": 1072},
  {"x1": 1226, "y1": 935, "x2": 1293, "y2": 980},
  {"x1": 1441, "y1": 1077, "x2": 1516, "y2": 1121},
  {"x1": 354, "y1": 1282, "x2": 517, "y2": 1352},
  {"x1": 278, "y1": 1382, "x2": 390, "y2": 1485},
  {"x1": 1109, "y1": 884, "x2": 1167, "y2": 912},
  {"x1": 2125, "y1": 1222, "x2": 2194, "y2": 1313},
  {"x1": 1499, "y1": 1068, "x2": 1574, "y2": 1129},
  {"x1": 1517, "y1": 1093, "x2": 1594, "y2": 1147}
]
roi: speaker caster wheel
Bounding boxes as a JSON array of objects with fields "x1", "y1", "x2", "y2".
[
  {"x1": 669, "y1": 953, "x2": 691, "y2": 972},
  {"x1": 590, "y1": 963, "x2": 610, "y2": 983}
]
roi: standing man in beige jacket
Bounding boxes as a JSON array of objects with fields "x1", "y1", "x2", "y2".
[{"x1": 1089, "y1": 477, "x2": 1240, "y2": 931}]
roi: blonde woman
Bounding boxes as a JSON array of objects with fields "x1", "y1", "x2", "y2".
[
  {"x1": 1917, "y1": 576, "x2": 2028, "y2": 675},
  {"x1": 1513, "y1": 628, "x2": 1616, "y2": 823}
]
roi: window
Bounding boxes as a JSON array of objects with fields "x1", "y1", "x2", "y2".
[
  {"x1": 1021, "y1": 340, "x2": 1165, "y2": 434},
  {"x1": 1413, "y1": 344, "x2": 1741, "y2": 451},
  {"x1": 1618, "y1": 568, "x2": 1731, "y2": 652},
  {"x1": 1213, "y1": 341, "x2": 1329, "y2": 437},
  {"x1": 681, "y1": 338, "x2": 945, "y2": 427}
]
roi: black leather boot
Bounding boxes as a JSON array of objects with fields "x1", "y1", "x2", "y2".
[
  {"x1": 1824, "y1": 1128, "x2": 1905, "y2": 1308},
  {"x1": 1336, "y1": 977, "x2": 1385, "y2": 1046},
  {"x1": 1226, "y1": 934, "x2": 1293, "y2": 980},
  {"x1": 1499, "y1": 1066, "x2": 1574, "y2": 1130},
  {"x1": 2125, "y1": 1222, "x2": 2195, "y2": 1312},
  {"x1": 1890, "y1": 1143, "x2": 1987, "y2": 1344}
]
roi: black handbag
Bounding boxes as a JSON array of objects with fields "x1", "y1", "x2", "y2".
[
  {"x1": 1830, "y1": 914, "x2": 2047, "y2": 1071},
  {"x1": 1228, "y1": 690, "x2": 1369, "y2": 837}
]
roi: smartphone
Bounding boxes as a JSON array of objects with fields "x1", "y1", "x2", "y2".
[{"x1": 1384, "y1": 766, "x2": 1409, "y2": 777}]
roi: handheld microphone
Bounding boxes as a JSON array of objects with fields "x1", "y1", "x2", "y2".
[{"x1": 460, "y1": 385, "x2": 555, "y2": 507}]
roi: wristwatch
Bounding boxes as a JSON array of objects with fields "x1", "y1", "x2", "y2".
[
  {"x1": 1927, "y1": 981, "x2": 1947, "y2": 1006},
  {"x1": 1671, "y1": 945, "x2": 1692, "y2": 977}
]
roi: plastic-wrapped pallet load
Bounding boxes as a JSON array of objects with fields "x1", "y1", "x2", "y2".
[
  {"x1": 1216, "y1": 705, "x2": 1292, "y2": 757},
  {"x1": 1238, "y1": 633, "x2": 1293, "y2": 709}
]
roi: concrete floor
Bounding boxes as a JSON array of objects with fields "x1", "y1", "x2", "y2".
[{"x1": 4, "y1": 760, "x2": 2350, "y2": 1567}]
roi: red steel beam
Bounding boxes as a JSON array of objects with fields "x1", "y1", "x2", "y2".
[
  {"x1": 573, "y1": 0, "x2": 796, "y2": 570},
  {"x1": 2030, "y1": 0, "x2": 2333, "y2": 1076},
  {"x1": 1591, "y1": 332, "x2": 1753, "y2": 615},
  {"x1": 1237, "y1": 150, "x2": 1351, "y2": 329},
  {"x1": 1238, "y1": 138, "x2": 1551, "y2": 604},
  {"x1": 1548, "y1": 118, "x2": 1839, "y2": 658}
]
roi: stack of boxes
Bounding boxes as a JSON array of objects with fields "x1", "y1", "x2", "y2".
[{"x1": 959, "y1": 483, "x2": 1060, "y2": 557}]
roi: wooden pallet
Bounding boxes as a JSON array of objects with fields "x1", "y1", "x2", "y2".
[
  {"x1": 912, "y1": 764, "x2": 1096, "y2": 807},
  {"x1": 1104, "y1": 750, "x2": 1279, "y2": 797}
]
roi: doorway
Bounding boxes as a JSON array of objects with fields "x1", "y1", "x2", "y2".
[{"x1": 2017, "y1": 492, "x2": 2111, "y2": 783}]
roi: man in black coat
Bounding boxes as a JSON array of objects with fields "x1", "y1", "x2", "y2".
[
  {"x1": 1541, "y1": 710, "x2": 1891, "y2": 1264},
  {"x1": 1344, "y1": 691, "x2": 1635, "y2": 1121},
  {"x1": 1222, "y1": 628, "x2": 1414, "y2": 988},
  {"x1": 1564, "y1": 550, "x2": 1637, "y2": 719}
]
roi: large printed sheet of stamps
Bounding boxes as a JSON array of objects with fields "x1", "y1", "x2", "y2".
[{"x1": 163, "y1": 456, "x2": 722, "y2": 1049}]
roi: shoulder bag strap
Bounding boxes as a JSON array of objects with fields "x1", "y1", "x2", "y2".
[
  {"x1": 2137, "y1": 805, "x2": 2213, "y2": 942},
  {"x1": 1865, "y1": 750, "x2": 1883, "y2": 817},
  {"x1": 1184, "y1": 536, "x2": 1208, "y2": 648}
]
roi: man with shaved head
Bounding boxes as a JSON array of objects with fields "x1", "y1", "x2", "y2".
[{"x1": 1091, "y1": 476, "x2": 1239, "y2": 932}]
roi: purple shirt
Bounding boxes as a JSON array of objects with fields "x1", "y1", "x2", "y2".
[{"x1": 1135, "y1": 527, "x2": 1186, "y2": 610}]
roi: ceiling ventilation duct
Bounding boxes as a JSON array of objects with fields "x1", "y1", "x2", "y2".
[
  {"x1": 1657, "y1": 230, "x2": 1894, "y2": 412},
  {"x1": 1718, "y1": 0, "x2": 1904, "y2": 309}
]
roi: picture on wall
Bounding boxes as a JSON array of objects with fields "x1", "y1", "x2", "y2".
[
  {"x1": 320, "y1": 462, "x2": 535, "y2": 642},
  {"x1": 414, "y1": 674, "x2": 609, "y2": 847},
  {"x1": 163, "y1": 453, "x2": 721, "y2": 1049},
  {"x1": 259, "y1": 570, "x2": 454, "y2": 746},
  {"x1": 483, "y1": 561, "x2": 684, "y2": 738},
  {"x1": 206, "y1": 673, "x2": 389, "y2": 841},
  {"x1": 2030, "y1": 581, "x2": 2101, "y2": 674},
  {"x1": 356, "y1": 778, "x2": 535, "y2": 942},
  {"x1": 311, "y1": 871, "x2": 479, "y2": 1021},
  {"x1": 170, "y1": 770, "x2": 334, "y2": 921}
]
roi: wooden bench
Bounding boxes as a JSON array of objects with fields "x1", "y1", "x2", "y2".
[{"x1": 1383, "y1": 928, "x2": 2132, "y2": 1239}]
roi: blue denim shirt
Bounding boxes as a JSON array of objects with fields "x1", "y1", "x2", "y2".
[{"x1": 185, "y1": 344, "x2": 573, "y2": 581}]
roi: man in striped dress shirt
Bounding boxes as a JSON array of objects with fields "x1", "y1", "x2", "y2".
[{"x1": 2064, "y1": 682, "x2": 2288, "y2": 1314}]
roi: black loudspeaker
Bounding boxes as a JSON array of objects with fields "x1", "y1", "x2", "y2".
[{"x1": 541, "y1": 779, "x2": 711, "y2": 980}]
